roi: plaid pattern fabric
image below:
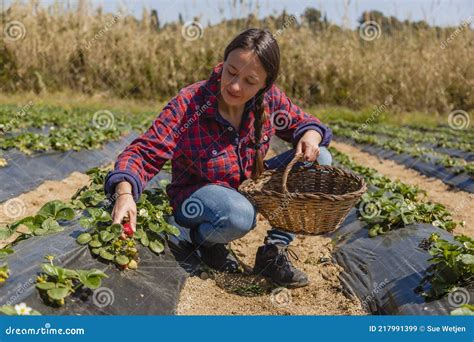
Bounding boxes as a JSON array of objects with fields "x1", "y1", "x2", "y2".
[{"x1": 104, "y1": 62, "x2": 332, "y2": 214}]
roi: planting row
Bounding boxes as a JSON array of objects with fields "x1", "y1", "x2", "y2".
[
  {"x1": 0, "y1": 104, "x2": 158, "y2": 162},
  {"x1": 0, "y1": 167, "x2": 179, "y2": 311},
  {"x1": 331, "y1": 122, "x2": 474, "y2": 174},
  {"x1": 330, "y1": 147, "x2": 473, "y2": 312}
]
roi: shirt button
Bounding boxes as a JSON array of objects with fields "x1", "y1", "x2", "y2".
[
  {"x1": 228, "y1": 126, "x2": 233, "y2": 131},
  {"x1": 263, "y1": 135, "x2": 268, "y2": 142},
  {"x1": 212, "y1": 149, "x2": 218, "y2": 156}
]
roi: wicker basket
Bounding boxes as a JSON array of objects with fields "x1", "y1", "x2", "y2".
[{"x1": 239, "y1": 152, "x2": 367, "y2": 235}]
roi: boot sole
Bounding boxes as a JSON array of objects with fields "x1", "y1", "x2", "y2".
[{"x1": 253, "y1": 267, "x2": 310, "y2": 288}]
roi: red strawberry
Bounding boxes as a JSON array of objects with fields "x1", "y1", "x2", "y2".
[{"x1": 122, "y1": 222, "x2": 134, "y2": 237}]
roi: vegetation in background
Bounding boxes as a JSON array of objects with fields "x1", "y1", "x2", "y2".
[{"x1": 0, "y1": 1, "x2": 472, "y2": 114}]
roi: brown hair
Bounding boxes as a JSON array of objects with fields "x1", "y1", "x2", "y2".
[{"x1": 223, "y1": 28, "x2": 280, "y2": 180}]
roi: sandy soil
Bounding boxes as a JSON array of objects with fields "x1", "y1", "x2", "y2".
[
  {"x1": 176, "y1": 216, "x2": 367, "y2": 315},
  {"x1": 331, "y1": 141, "x2": 473, "y2": 237}
]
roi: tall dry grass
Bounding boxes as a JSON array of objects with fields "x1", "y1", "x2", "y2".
[{"x1": 0, "y1": 0, "x2": 472, "y2": 114}]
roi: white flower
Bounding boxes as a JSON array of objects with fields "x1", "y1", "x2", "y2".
[
  {"x1": 14, "y1": 303, "x2": 32, "y2": 315},
  {"x1": 138, "y1": 208, "x2": 148, "y2": 218},
  {"x1": 155, "y1": 211, "x2": 163, "y2": 220}
]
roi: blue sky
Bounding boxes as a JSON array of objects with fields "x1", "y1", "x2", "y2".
[{"x1": 4, "y1": 0, "x2": 474, "y2": 28}]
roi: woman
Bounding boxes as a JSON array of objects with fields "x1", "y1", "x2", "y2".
[{"x1": 104, "y1": 28, "x2": 332, "y2": 288}]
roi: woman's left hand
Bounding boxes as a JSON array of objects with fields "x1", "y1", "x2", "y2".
[{"x1": 296, "y1": 130, "x2": 322, "y2": 163}]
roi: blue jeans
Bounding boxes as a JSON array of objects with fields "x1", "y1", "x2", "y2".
[{"x1": 173, "y1": 147, "x2": 332, "y2": 246}]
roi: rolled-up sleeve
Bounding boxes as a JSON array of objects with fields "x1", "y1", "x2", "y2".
[
  {"x1": 268, "y1": 85, "x2": 332, "y2": 147},
  {"x1": 104, "y1": 96, "x2": 184, "y2": 202}
]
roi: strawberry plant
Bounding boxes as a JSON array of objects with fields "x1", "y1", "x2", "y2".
[
  {"x1": 0, "y1": 200, "x2": 76, "y2": 243},
  {"x1": 331, "y1": 122, "x2": 474, "y2": 175},
  {"x1": 73, "y1": 167, "x2": 179, "y2": 269},
  {"x1": 330, "y1": 148, "x2": 459, "y2": 237},
  {"x1": 77, "y1": 210, "x2": 139, "y2": 270},
  {"x1": 0, "y1": 248, "x2": 13, "y2": 284},
  {"x1": 0, "y1": 104, "x2": 158, "y2": 155},
  {"x1": 35, "y1": 255, "x2": 107, "y2": 307},
  {"x1": 0, "y1": 264, "x2": 9, "y2": 284},
  {"x1": 416, "y1": 233, "x2": 473, "y2": 299},
  {"x1": 359, "y1": 190, "x2": 457, "y2": 237}
]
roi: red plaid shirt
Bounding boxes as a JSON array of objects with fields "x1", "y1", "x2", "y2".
[{"x1": 104, "y1": 62, "x2": 332, "y2": 214}]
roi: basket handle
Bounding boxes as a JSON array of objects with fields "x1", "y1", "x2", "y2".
[{"x1": 282, "y1": 152, "x2": 305, "y2": 194}]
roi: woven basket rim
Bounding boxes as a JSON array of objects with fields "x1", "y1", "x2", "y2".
[{"x1": 239, "y1": 164, "x2": 367, "y2": 201}]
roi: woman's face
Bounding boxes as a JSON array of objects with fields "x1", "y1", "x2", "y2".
[{"x1": 220, "y1": 49, "x2": 268, "y2": 107}]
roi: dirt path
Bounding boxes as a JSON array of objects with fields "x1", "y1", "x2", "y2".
[
  {"x1": 331, "y1": 141, "x2": 473, "y2": 237},
  {"x1": 0, "y1": 172, "x2": 90, "y2": 248},
  {"x1": 177, "y1": 216, "x2": 366, "y2": 315}
]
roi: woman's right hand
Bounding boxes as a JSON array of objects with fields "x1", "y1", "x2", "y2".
[{"x1": 111, "y1": 181, "x2": 137, "y2": 238}]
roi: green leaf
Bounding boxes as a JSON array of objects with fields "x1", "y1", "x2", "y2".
[
  {"x1": 99, "y1": 249, "x2": 114, "y2": 261},
  {"x1": 9, "y1": 216, "x2": 36, "y2": 231},
  {"x1": 63, "y1": 268, "x2": 79, "y2": 278},
  {"x1": 89, "y1": 239, "x2": 102, "y2": 248},
  {"x1": 140, "y1": 234, "x2": 149, "y2": 247},
  {"x1": 41, "y1": 263, "x2": 58, "y2": 277},
  {"x1": 115, "y1": 255, "x2": 130, "y2": 266},
  {"x1": 36, "y1": 282, "x2": 56, "y2": 290},
  {"x1": 33, "y1": 228, "x2": 49, "y2": 236},
  {"x1": 47, "y1": 287, "x2": 70, "y2": 300},
  {"x1": 368, "y1": 225, "x2": 380, "y2": 237},
  {"x1": 460, "y1": 254, "x2": 474, "y2": 265},
  {"x1": 0, "y1": 227, "x2": 14, "y2": 239},
  {"x1": 99, "y1": 231, "x2": 114, "y2": 242},
  {"x1": 110, "y1": 224, "x2": 123, "y2": 236},
  {"x1": 56, "y1": 207, "x2": 75, "y2": 221},
  {"x1": 133, "y1": 229, "x2": 145, "y2": 239},
  {"x1": 149, "y1": 239, "x2": 164, "y2": 254},
  {"x1": 38, "y1": 200, "x2": 67, "y2": 218},
  {"x1": 86, "y1": 269, "x2": 108, "y2": 279},
  {"x1": 76, "y1": 233, "x2": 92, "y2": 245},
  {"x1": 0, "y1": 306, "x2": 17, "y2": 315},
  {"x1": 86, "y1": 208, "x2": 111, "y2": 222},
  {"x1": 82, "y1": 275, "x2": 102, "y2": 289},
  {"x1": 148, "y1": 223, "x2": 164, "y2": 234},
  {"x1": 91, "y1": 248, "x2": 101, "y2": 255},
  {"x1": 0, "y1": 248, "x2": 14, "y2": 258},
  {"x1": 79, "y1": 217, "x2": 95, "y2": 229},
  {"x1": 40, "y1": 217, "x2": 63, "y2": 232},
  {"x1": 164, "y1": 224, "x2": 180, "y2": 236},
  {"x1": 451, "y1": 307, "x2": 474, "y2": 316}
]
